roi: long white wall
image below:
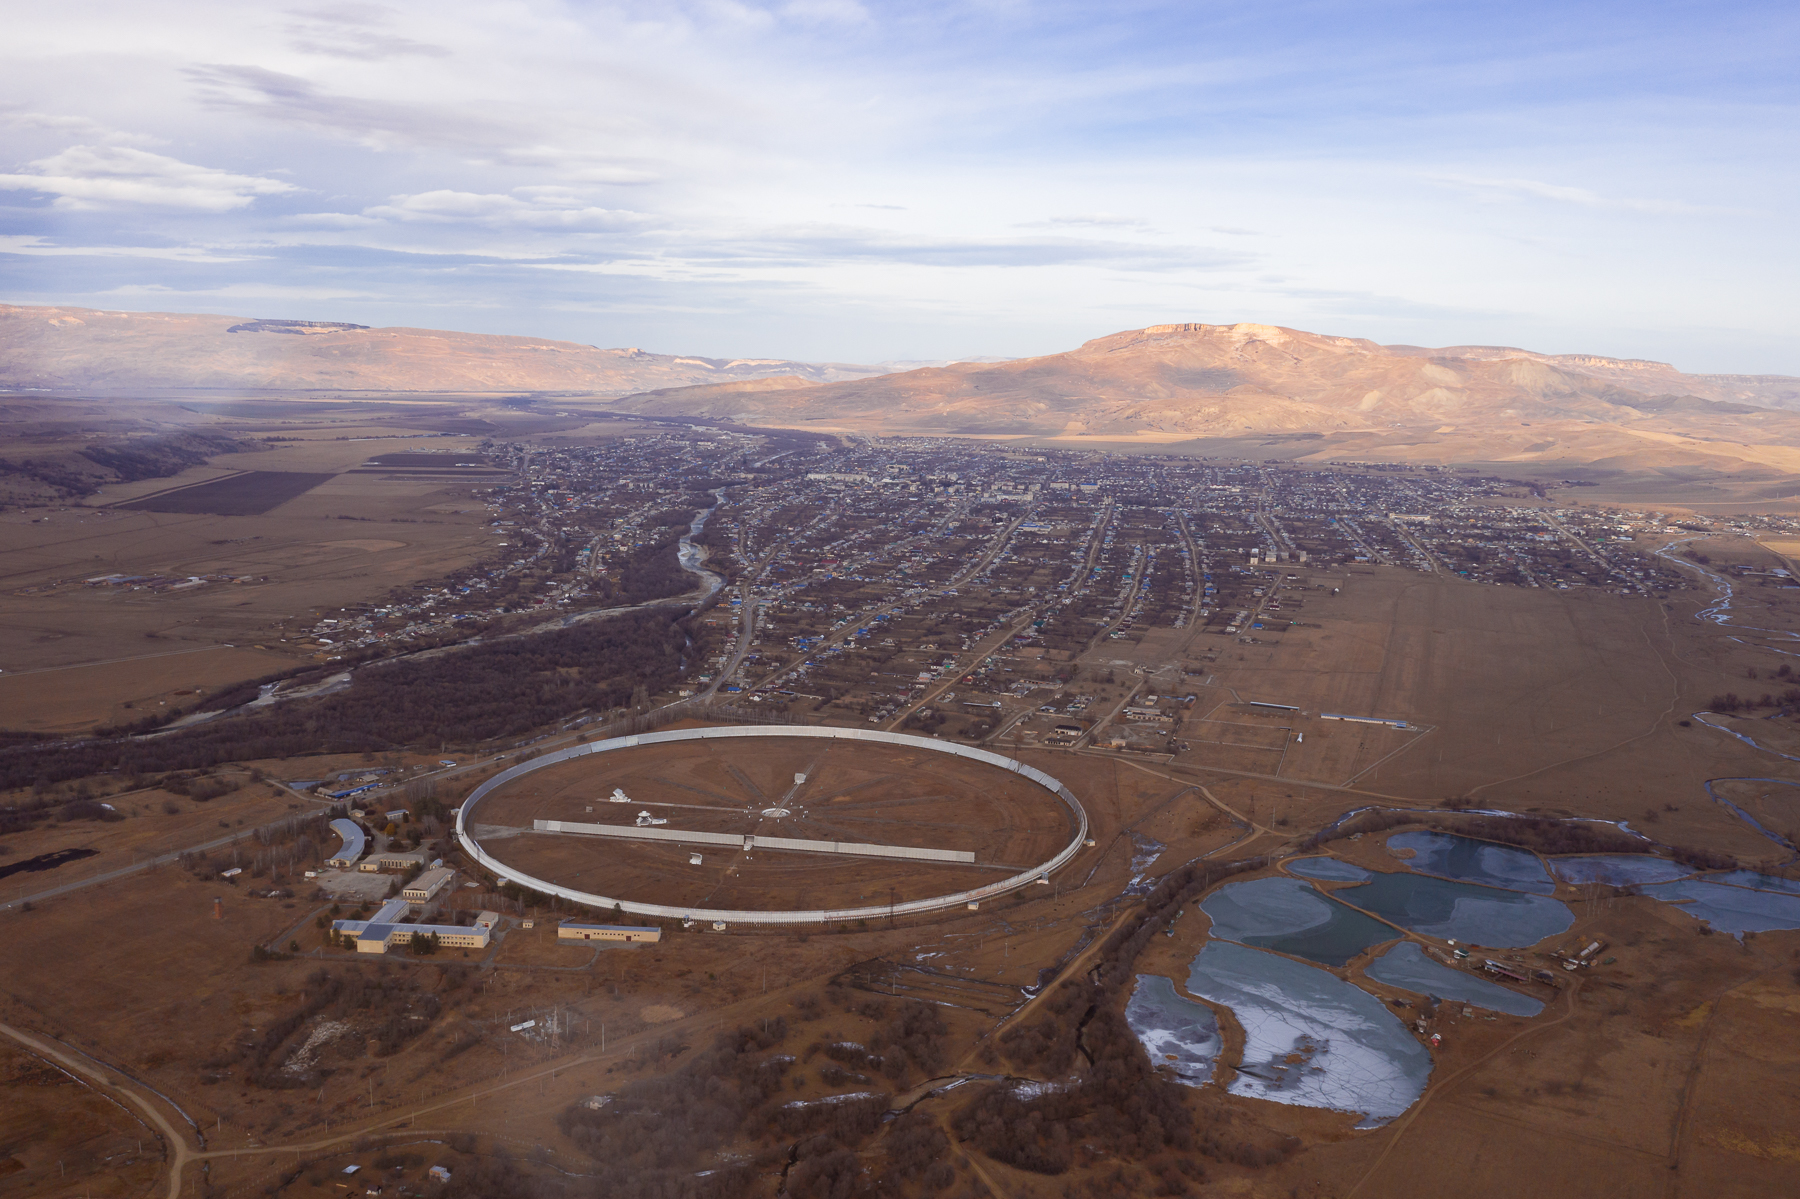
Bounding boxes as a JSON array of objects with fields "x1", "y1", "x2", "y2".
[
  {"x1": 535, "y1": 818, "x2": 977, "y2": 863},
  {"x1": 457, "y1": 725, "x2": 1088, "y2": 925}
]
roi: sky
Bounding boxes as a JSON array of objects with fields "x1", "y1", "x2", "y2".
[{"x1": 1, "y1": 0, "x2": 1796, "y2": 371}]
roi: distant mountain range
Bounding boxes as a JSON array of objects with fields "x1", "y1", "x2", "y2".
[
  {"x1": 6, "y1": 305, "x2": 1800, "y2": 476},
  {"x1": 609, "y1": 322, "x2": 1800, "y2": 476},
  {"x1": 0, "y1": 303, "x2": 899, "y2": 393}
]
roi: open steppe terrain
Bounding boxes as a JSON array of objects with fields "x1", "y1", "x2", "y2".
[
  {"x1": 4, "y1": 309, "x2": 1800, "y2": 1198},
  {"x1": 5, "y1": 548, "x2": 1800, "y2": 1198},
  {"x1": 474, "y1": 737, "x2": 1075, "y2": 913},
  {"x1": 0, "y1": 429, "x2": 504, "y2": 731}
]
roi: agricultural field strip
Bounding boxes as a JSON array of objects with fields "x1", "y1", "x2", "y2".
[{"x1": 111, "y1": 471, "x2": 339, "y2": 516}]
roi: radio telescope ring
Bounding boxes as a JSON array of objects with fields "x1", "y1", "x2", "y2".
[{"x1": 455, "y1": 725, "x2": 1089, "y2": 926}]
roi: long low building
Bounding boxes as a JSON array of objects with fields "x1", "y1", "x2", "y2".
[
  {"x1": 403, "y1": 866, "x2": 455, "y2": 903},
  {"x1": 558, "y1": 922, "x2": 662, "y2": 943},
  {"x1": 359, "y1": 849, "x2": 425, "y2": 873},
  {"x1": 333, "y1": 899, "x2": 490, "y2": 954},
  {"x1": 325, "y1": 819, "x2": 366, "y2": 868}
]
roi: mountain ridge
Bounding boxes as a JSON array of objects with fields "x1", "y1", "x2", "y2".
[
  {"x1": 0, "y1": 303, "x2": 892, "y2": 394},
  {"x1": 6, "y1": 304, "x2": 1800, "y2": 475},
  {"x1": 607, "y1": 321, "x2": 1800, "y2": 476}
]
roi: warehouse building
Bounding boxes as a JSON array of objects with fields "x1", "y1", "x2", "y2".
[
  {"x1": 358, "y1": 849, "x2": 425, "y2": 873},
  {"x1": 403, "y1": 867, "x2": 455, "y2": 904}
]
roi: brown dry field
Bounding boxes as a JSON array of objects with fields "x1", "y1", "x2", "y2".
[
  {"x1": 0, "y1": 431, "x2": 502, "y2": 731},
  {"x1": 0, "y1": 749, "x2": 1159, "y2": 1176},
  {"x1": 1109, "y1": 560, "x2": 1800, "y2": 858},
  {"x1": 8, "y1": 726, "x2": 1798, "y2": 1199},
  {"x1": 0, "y1": 1039, "x2": 163, "y2": 1199},
  {"x1": 0, "y1": 780, "x2": 309, "y2": 884},
  {"x1": 8, "y1": 549, "x2": 1800, "y2": 1196},
  {"x1": 474, "y1": 737, "x2": 1077, "y2": 912}
]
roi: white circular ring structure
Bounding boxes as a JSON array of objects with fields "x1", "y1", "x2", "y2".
[{"x1": 456, "y1": 725, "x2": 1089, "y2": 926}]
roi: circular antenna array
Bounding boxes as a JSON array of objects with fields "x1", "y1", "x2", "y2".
[{"x1": 457, "y1": 725, "x2": 1088, "y2": 926}]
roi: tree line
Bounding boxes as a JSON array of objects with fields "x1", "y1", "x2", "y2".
[{"x1": 0, "y1": 609, "x2": 698, "y2": 790}]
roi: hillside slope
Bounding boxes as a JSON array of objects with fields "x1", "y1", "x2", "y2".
[
  {"x1": 611, "y1": 322, "x2": 1800, "y2": 474},
  {"x1": 0, "y1": 304, "x2": 884, "y2": 393}
]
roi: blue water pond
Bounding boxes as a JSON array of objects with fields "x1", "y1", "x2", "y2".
[
  {"x1": 1389, "y1": 831, "x2": 1556, "y2": 894},
  {"x1": 1364, "y1": 942, "x2": 1544, "y2": 1017},
  {"x1": 1334, "y1": 870, "x2": 1573, "y2": 947},
  {"x1": 1201, "y1": 876, "x2": 1398, "y2": 966},
  {"x1": 1186, "y1": 941, "x2": 1431, "y2": 1127},
  {"x1": 1287, "y1": 856, "x2": 1373, "y2": 882},
  {"x1": 1125, "y1": 974, "x2": 1221, "y2": 1086}
]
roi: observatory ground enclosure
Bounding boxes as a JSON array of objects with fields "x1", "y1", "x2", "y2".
[{"x1": 471, "y1": 734, "x2": 1078, "y2": 914}]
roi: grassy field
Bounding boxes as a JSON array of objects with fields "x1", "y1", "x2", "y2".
[
  {"x1": 114, "y1": 470, "x2": 340, "y2": 515},
  {"x1": 0, "y1": 424, "x2": 503, "y2": 730}
]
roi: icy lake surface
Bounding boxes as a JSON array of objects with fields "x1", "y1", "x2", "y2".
[
  {"x1": 1364, "y1": 942, "x2": 1544, "y2": 1017},
  {"x1": 1186, "y1": 941, "x2": 1431, "y2": 1127},
  {"x1": 1125, "y1": 974, "x2": 1222, "y2": 1086},
  {"x1": 1201, "y1": 876, "x2": 1398, "y2": 966},
  {"x1": 1336, "y1": 871, "x2": 1573, "y2": 947},
  {"x1": 1709, "y1": 869, "x2": 1800, "y2": 897},
  {"x1": 1286, "y1": 857, "x2": 1372, "y2": 882},
  {"x1": 1388, "y1": 831, "x2": 1556, "y2": 894},
  {"x1": 1548, "y1": 855, "x2": 1694, "y2": 886},
  {"x1": 1640, "y1": 878, "x2": 1800, "y2": 936}
]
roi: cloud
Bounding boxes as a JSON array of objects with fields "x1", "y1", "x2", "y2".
[
  {"x1": 186, "y1": 64, "x2": 516, "y2": 153},
  {"x1": 1432, "y1": 174, "x2": 1700, "y2": 215},
  {"x1": 182, "y1": 64, "x2": 655, "y2": 178},
  {"x1": 0, "y1": 108, "x2": 165, "y2": 146},
  {"x1": 654, "y1": 226, "x2": 1254, "y2": 271},
  {"x1": 361, "y1": 189, "x2": 653, "y2": 229},
  {"x1": 102, "y1": 281, "x2": 384, "y2": 301},
  {"x1": 285, "y1": 212, "x2": 383, "y2": 228},
  {"x1": 0, "y1": 235, "x2": 257, "y2": 262},
  {"x1": 285, "y1": 4, "x2": 452, "y2": 61},
  {"x1": 0, "y1": 146, "x2": 295, "y2": 211},
  {"x1": 780, "y1": 0, "x2": 871, "y2": 23},
  {"x1": 1038, "y1": 213, "x2": 1151, "y2": 229}
]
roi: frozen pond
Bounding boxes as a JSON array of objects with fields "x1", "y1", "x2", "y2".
[
  {"x1": 1364, "y1": 942, "x2": 1544, "y2": 1017},
  {"x1": 1549, "y1": 855, "x2": 1693, "y2": 886},
  {"x1": 1337, "y1": 871, "x2": 1573, "y2": 947},
  {"x1": 1287, "y1": 856, "x2": 1372, "y2": 882},
  {"x1": 1389, "y1": 831, "x2": 1555, "y2": 894},
  {"x1": 1641, "y1": 878, "x2": 1800, "y2": 937},
  {"x1": 1709, "y1": 869, "x2": 1800, "y2": 897},
  {"x1": 1126, "y1": 974, "x2": 1222, "y2": 1086},
  {"x1": 1186, "y1": 941, "x2": 1431, "y2": 1127},
  {"x1": 1201, "y1": 876, "x2": 1398, "y2": 966}
]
